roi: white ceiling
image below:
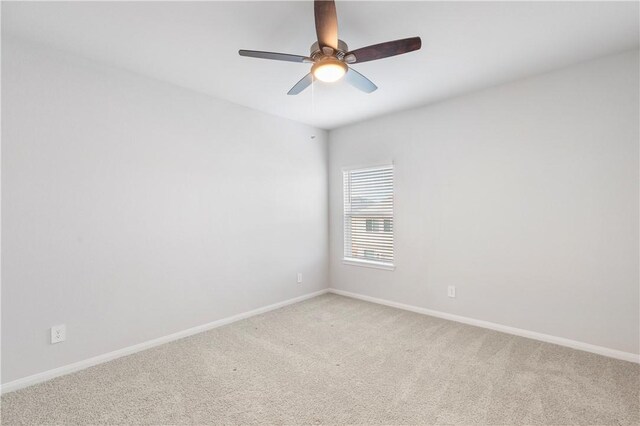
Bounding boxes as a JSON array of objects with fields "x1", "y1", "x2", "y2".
[{"x1": 3, "y1": 1, "x2": 639, "y2": 129}]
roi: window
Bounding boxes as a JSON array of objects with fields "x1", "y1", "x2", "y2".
[{"x1": 343, "y1": 165, "x2": 394, "y2": 269}]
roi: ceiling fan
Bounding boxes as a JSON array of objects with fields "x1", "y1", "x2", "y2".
[{"x1": 238, "y1": 0, "x2": 421, "y2": 95}]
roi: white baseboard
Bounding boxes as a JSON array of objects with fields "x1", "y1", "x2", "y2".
[
  {"x1": 4, "y1": 287, "x2": 635, "y2": 394},
  {"x1": 328, "y1": 288, "x2": 639, "y2": 364},
  {"x1": 1, "y1": 289, "x2": 329, "y2": 394}
]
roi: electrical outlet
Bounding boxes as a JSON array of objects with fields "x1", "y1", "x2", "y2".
[
  {"x1": 51, "y1": 324, "x2": 66, "y2": 344},
  {"x1": 447, "y1": 286, "x2": 456, "y2": 298},
  {"x1": 297, "y1": 273, "x2": 303, "y2": 284}
]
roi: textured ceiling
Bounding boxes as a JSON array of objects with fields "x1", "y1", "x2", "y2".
[{"x1": 3, "y1": 1, "x2": 639, "y2": 129}]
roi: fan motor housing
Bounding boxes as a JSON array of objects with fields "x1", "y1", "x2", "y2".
[{"x1": 310, "y1": 39, "x2": 349, "y2": 60}]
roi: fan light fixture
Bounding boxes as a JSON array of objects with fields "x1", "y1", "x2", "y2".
[{"x1": 311, "y1": 58, "x2": 347, "y2": 82}]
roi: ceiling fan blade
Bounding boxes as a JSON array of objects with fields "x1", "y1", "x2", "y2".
[
  {"x1": 239, "y1": 50, "x2": 312, "y2": 63},
  {"x1": 287, "y1": 73, "x2": 314, "y2": 95},
  {"x1": 346, "y1": 37, "x2": 422, "y2": 64},
  {"x1": 344, "y1": 68, "x2": 377, "y2": 93},
  {"x1": 314, "y1": 0, "x2": 338, "y2": 50}
]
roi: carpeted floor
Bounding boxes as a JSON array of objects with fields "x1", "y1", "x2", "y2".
[{"x1": 2, "y1": 293, "x2": 639, "y2": 425}]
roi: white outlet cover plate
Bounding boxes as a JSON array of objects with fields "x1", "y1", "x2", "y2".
[
  {"x1": 448, "y1": 286, "x2": 456, "y2": 298},
  {"x1": 51, "y1": 324, "x2": 66, "y2": 344}
]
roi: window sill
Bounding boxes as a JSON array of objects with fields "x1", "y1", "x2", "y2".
[{"x1": 342, "y1": 258, "x2": 395, "y2": 271}]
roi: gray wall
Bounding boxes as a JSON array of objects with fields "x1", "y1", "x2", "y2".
[
  {"x1": 329, "y1": 50, "x2": 640, "y2": 355},
  {"x1": 1, "y1": 38, "x2": 329, "y2": 383},
  {"x1": 3, "y1": 37, "x2": 638, "y2": 385}
]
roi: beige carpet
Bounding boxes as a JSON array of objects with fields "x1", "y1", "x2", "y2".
[{"x1": 2, "y1": 293, "x2": 638, "y2": 425}]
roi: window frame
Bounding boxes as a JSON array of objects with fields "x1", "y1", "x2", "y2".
[{"x1": 342, "y1": 163, "x2": 395, "y2": 271}]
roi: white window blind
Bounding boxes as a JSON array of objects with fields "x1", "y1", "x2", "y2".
[{"x1": 343, "y1": 165, "x2": 394, "y2": 267}]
